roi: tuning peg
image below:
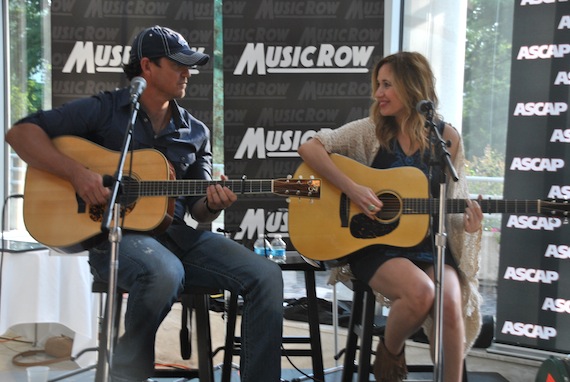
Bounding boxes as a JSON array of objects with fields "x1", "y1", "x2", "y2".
[
  {"x1": 285, "y1": 198, "x2": 291, "y2": 204},
  {"x1": 310, "y1": 175, "x2": 314, "y2": 179},
  {"x1": 298, "y1": 175, "x2": 303, "y2": 180},
  {"x1": 287, "y1": 175, "x2": 292, "y2": 181}
]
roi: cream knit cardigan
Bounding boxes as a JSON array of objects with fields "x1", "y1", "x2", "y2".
[{"x1": 313, "y1": 117, "x2": 483, "y2": 353}]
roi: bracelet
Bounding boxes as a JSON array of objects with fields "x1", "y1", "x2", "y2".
[{"x1": 204, "y1": 199, "x2": 222, "y2": 214}]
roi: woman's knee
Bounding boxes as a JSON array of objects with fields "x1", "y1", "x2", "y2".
[
  {"x1": 442, "y1": 295, "x2": 463, "y2": 328},
  {"x1": 407, "y1": 282, "x2": 436, "y2": 316}
]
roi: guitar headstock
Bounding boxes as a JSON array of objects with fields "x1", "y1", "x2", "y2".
[
  {"x1": 273, "y1": 177, "x2": 321, "y2": 199},
  {"x1": 540, "y1": 199, "x2": 570, "y2": 219}
]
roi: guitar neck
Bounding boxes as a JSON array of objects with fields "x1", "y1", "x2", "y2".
[
  {"x1": 125, "y1": 179, "x2": 276, "y2": 197},
  {"x1": 404, "y1": 199, "x2": 542, "y2": 215}
]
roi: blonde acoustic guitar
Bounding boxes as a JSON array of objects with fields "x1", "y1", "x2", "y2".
[
  {"x1": 22, "y1": 136, "x2": 321, "y2": 253},
  {"x1": 288, "y1": 153, "x2": 568, "y2": 261}
]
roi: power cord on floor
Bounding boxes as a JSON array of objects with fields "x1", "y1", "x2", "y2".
[{"x1": 280, "y1": 344, "x2": 325, "y2": 382}]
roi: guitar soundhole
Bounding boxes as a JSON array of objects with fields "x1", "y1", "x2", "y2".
[
  {"x1": 348, "y1": 191, "x2": 402, "y2": 240},
  {"x1": 89, "y1": 203, "x2": 136, "y2": 223},
  {"x1": 88, "y1": 176, "x2": 138, "y2": 222},
  {"x1": 376, "y1": 192, "x2": 401, "y2": 223}
]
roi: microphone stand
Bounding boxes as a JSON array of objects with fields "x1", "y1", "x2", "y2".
[
  {"x1": 98, "y1": 100, "x2": 140, "y2": 382},
  {"x1": 424, "y1": 108, "x2": 458, "y2": 382}
]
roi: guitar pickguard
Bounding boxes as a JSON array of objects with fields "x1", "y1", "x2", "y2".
[{"x1": 349, "y1": 213, "x2": 400, "y2": 239}]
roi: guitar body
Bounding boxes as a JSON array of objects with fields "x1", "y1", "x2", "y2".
[
  {"x1": 23, "y1": 136, "x2": 173, "y2": 253},
  {"x1": 288, "y1": 154, "x2": 430, "y2": 261}
]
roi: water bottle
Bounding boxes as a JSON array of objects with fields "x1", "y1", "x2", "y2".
[
  {"x1": 269, "y1": 234, "x2": 287, "y2": 264},
  {"x1": 253, "y1": 234, "x2": 272, "y2": 257}
]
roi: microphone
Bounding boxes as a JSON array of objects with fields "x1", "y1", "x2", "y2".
[
  {"x1": 129, "y1": 76, "x2": 147, "y2": 104},
  {"x1": 416, "y1": 100, "x2": 434, "y2": 115}
]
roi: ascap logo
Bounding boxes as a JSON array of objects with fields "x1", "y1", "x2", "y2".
[
  {"x1": 517, "y1": 44, "x2": 570, "y2": 59},
  {"x1": 234, "y1": 127, "x2": 331, "y2": 159},
  {"x1": 501, "y1": 321, "x2": 556, "y2": 340},
  {"x1": 513, "y1": 102, "x2": 567, "y2": 116},
  {"x1": 233, "y1": 43, "x2": 374, "y2": 75},
  {"x1": 255, "y1": 0, "x2": 340, "y2": 19},
  {"x1": 550, "y1": 129, "x2": 570, "y2": 142},
  {"x1": 84, "y1": 0, "x2": 169, "y2": 17},
  {"x1": 506, "y1": 215, "x2": 562, "y2": 231},
  {"x1": 544, "y1": 244, "x2": 570, "y2": 259},
  {"x1": 503, "y1": 267, "x2": 559, "y2": 284},
  {"x1": 554, "y1": 71, "x2": 570, "y2": 85},
  {"x1": 542, "y1": 298, "x2": 570, "y2": 313},
  {"x1": 233, "y1": 208, "x2": 288, "y2": 242},
  {"x1": 61, "y1": 41, "x2": 206, "y2": 74},
  {"x1": 560, "y1": 15, "x2": 570, "y2": 29},
  {"x1": 510, "y1": 157, "x2": 564, "y2": 171},
  {"x1": 547, "y1": 185, "x2": 570, "y2": 199}
]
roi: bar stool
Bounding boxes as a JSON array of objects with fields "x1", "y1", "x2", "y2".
[
  {"x1": 340, "y1": 279, "x2": 468, "y2": 382},
  {"x1": 219, "y1": 252, "x2": 326, "y2": 382},
  {"x1": 89, "y1": 281, "x2": 219, "y2": 382}
]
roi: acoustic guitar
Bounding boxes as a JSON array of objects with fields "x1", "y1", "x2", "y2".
[
  {"x1": 288, "y1": 153, "x2": 569, "y2": 261},
  {"x1": 22, "y1": 136, "x2": 321, "y2": 253}
]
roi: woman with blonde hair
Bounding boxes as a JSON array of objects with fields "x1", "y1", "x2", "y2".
[{"x1": 298, "y1": 51, "x2": 483, "y2": 382}]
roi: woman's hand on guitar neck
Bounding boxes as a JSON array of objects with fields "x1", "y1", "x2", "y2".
[{"x1": 464, "y1": 196, "x2": 483, "y2": 233}]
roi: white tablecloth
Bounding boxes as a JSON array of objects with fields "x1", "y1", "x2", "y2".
[{"x1": 0, "y1": 246, "x2": 98, "y2": 367}]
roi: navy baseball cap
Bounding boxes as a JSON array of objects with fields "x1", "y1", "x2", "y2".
[{"x1": 129, "y1": 26, "x2": 209, "y2": 66}]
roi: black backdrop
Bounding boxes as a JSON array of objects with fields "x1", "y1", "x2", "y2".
[
  {"x1": 221, "y1": 1, "x2": 384, "y2": 249},
  {"x1": 50, "y1": 0, "x2": 384, "y2": 251},
  {"x1": 495, "y1": 1, "x2": 570, "y2": 354}
]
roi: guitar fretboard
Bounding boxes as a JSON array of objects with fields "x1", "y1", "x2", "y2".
[
  {"x1": 122, "y1": 179, "x2": 275, "y2": 197},
  {"x1": 401, "y1": 199, "x2": 542, "y2": 215}
]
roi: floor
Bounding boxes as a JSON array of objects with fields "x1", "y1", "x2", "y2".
[{"x1": 0, "y1": 270, "x2": 543, "y2": 382}]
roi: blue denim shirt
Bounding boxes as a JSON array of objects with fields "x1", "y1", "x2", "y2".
[{"x1": 18, "y1": 87, "x2": 213, "y2": 221}]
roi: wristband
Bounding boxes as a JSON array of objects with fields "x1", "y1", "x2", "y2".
[{"x1": 204, "y1": 199, "x2": 222, "y2": 214}]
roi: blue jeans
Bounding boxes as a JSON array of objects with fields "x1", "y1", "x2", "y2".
[{"x1": 89, "y1": 226, "x2": 284, "y2": 382}]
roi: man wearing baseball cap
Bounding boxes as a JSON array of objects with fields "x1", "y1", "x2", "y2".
[
  {"x1": 129, "y1": 25, "x2": 210, "y2": 67},
  {"x1": 7, "y1": 26, "x2": 284, "y2": 382}
]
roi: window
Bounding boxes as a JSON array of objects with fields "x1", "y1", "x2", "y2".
[{"x1": 6, "y1": 0, "x2": 51, "y2": 231}]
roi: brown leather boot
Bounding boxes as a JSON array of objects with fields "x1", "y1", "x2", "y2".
[{"x1": 373, "y1": 338, "x2": 408, "y2": 382}]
